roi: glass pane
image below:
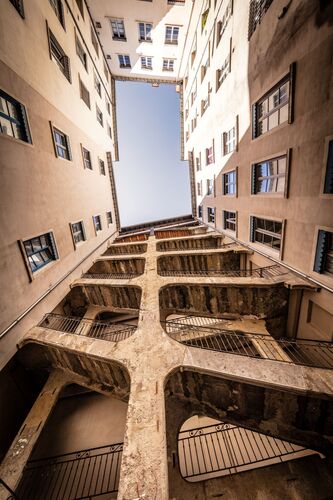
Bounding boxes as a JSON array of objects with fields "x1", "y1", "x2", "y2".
[
  {"x1": 32, "y1": 238, "x2": 42, "y2": 252},
  {"x1": 279, "y1": 104, "x2": 288, "y2": 124},
  {"x1": 280, "y1": 82, "x2": 289, "y2": 104},
  {"x1": 0, "y1": 116, "x2": 14, "y2": 137},
  {"x1": 12, "y1": 122, "x2": 24, "y2": 140},
  {"x1": 7, "y1": 101, "x2": 20, "y2": 121},
  {"x1": 40, "y1": 235, "x2": 47, "y2": 247},
  {"x1": 0, "y1": 97, "x2": 8, "y2": 114},
  {"x1": 268, "y1": 110, "x2": 279, "y2": 130},
  {"x1": 278, "y1": 157, "x2": 286, "y2": 173}
]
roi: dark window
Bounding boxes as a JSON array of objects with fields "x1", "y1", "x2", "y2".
[
  {"x1": 22, "y1": 233, "x2": 58, "y2": 273},
  {"x1": 0, "y1": 89, "x2": 31, "y2": 143},
  {"x1": 165, "y1": 26, "x2": 179, "y2": 45},
  {"x1": 314, "y1": 230, "x2": 333, "y2": 275},
  {"x1": 198, "y1": 205, "x2": 203, "y2": 218},
  {"x1": 108, "y1": 125, "x2": 112, "y2": 138},
  {"x1": 99, "y1": 159, "x2": 106, "y2": 175},
  {"x1": 206, "y1": 146, "x2": 214, "y2": 165},
  {"x1": 253, "y1": 74, "x2": 290, "y2": 138},
  {"x1": 106, "y1": 100, "x2": 111, "y2": 115},
  {"x1": 9, "y1": 0, "x2": 24, "y2": 18},
  {"x1": 207, "y1": 207, "x2": 215, "y2": 223},
  {"x1": 52, "y1": 126, "x2": 72, "y2": 160},
  {"x1": 49, "y1": 0, "x2": 65, "y2": 28},
  {"x1": 93, "y1": 215, "x2": 102, "y2": 233},
  {"x1": 96, "y1": 105, "x2": 103, "y2": 126},
  {"x1": 111, "y1": 19, "x2": 126, "y2": 40},
  {"x1": 251, "y1": 216, "x2": 282, "y2": 251},
  {"x1": 76, "y1": 35, "x2": 87, "y2": 70},
  {"x1": 248, "y1": 0, "x2": 273, "y2": 40},
  {"x1": 106, "y1": 211, "x2": 113, "y2": 225},
  {"x1": 75, "y1": 0, "x2": 84, "y2": 18},
  {"x1": 324, "y1": 140, "x2": 333, "y2": 194},
  {"x1": 207, "y1": 179, "x2": 214, "y2": 195},
  {"x1": 118, "y1": 55, "x2": 131, "y2": 68},
  {"x1": 252, "y1": 155, "x2": 286, "y2": 194},
  {"x1": 223, "y1": 210, "x2": 236, "y2": 232},
  {"x1": 196, "y1": 156, "x2": 201, "y2": 171},
  {"x1": 104, "y1": 62, "x2": 109, "y2": 81},
  {"x1": 201, "y1": 8, "x2": 209, "y2": 31},
  {"x1": 48, "y1": 29, "x2": 71, "y2": 82},
  {"x1": 91, "y1": 26, "x2": 99, "y2": 56},
  {"x1": 223, "y1": 170, "x2": 236, "y2": 195},
  {"x1": 82, "y1": 147, "x2": 92, "y2": 169},
  {"x1": 94, "y1": 73, "x2": 101, "y2": 97},
  {"x1": 216, "y1": 0, "x2": 232, "y2": 46},
  {"x1": 79, "y1": 79, "x2": 90, "y2": 108},
  {"x1": 139, "y1": 22, "x2": 152, "y2": 41},
  {"x1": 71, "y1": 221, "x2": 86, "y2": 245}
]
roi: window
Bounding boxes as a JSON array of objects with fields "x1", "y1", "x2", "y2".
[
  {"x1": 197, "y1": 181, "x2": 202, "y2": 196},
  {"x1": 141, "y1": 56, "x2": 152, "y2": 70},
  {"x1": 191, "y1": 114, "x2": 197, "y2": 132},
  {"x1": 91, "y1": 26, "x2": 99, "y2": 56},
  {"x1": 104, "y1": 61, "x2": 109, "y2": 81},
  {"x1": 201, "y1": 53, "x2": 209, "y2": 82},
  {"x1": 216, "y1": 0, "x2": 233, "y2": 46},
  {"x1": 106, "y1": 100, "x2": 111, "y2": 115},
  {"x1": 198, "y1": 205, "x2": 203, "y2": 218},
  {"x1": 163, "y1": 58, "x2": 174, "y2": 72},
  {"x1": 223, "y1": 126, "x2": 236, "y2": 155},
  {"x1": 79, "y1": 78, "x2": 90, "y2": 108},
  {"x1": 0, "y1": 89, "x2": 31, "y2": 143},
  {"x1": 190, "y1": 35, "x2": 197, "y2": 67},
  {"x1": 52, "y1": 125, "x2": 72, "y2": 160},
  {"x1": 75, "y1": 0, "x2": 84, "y2": 18},
  {"x1": 216, "y1": 54, "x2": 230, "y2": 90},
  {"x1": 191, "y1": 79, "x2": 197, "y2": 104},
  {"x1": 9, "y1": 0, "x2": 24, "y2": 18},
  {"x1": 93, "y1": 215, "x2": 102, "y2": 233},
  {"x1": 223, "y1": 170, "x2": 236, "y2": 195},
  {"x1": 202, "y1": 8, "x2": 209, "y2": 31},
  {"x1": 96, "y1": 105, "x2": 103, "y2": 126},
  {"x1": 82, "y1": 147, "x2": 92, "y2": 170},
  {"x1": 253, "y1": 71, "x2": 292, "y2": 138},
  {"x1": 185, "y1": 107, "x2": 189, "y2": 120},
  {"x1": 106, "y1": 211, "x2": 113, "y2": 226},
  {"x1": 108, "y1": 124, "x2": 112, "y2": 139},
  {"x1": 324, "y1": 140, "x2": 333, "y2": 194},
  {"x1": 70, "y1": 221, "x2": 86, "y2": 246},
  {"x1": 201, "y1": 96, "x2": 209, "y2": 116},
  {"x1": 139, "y1": 22, "x2": 152, "y2": 41},
  {"x1": 206, "y1": 146, "x2": 214, "y2": 165},
  {"x1": 207, "y1": 179, "x2": 214, "y2": 195},
  {"x1": 185, "y1": 128, "x2": 189, "y2": 142},
  {"x1": 99, "y1": 158, "x2": 106, "y2": 175},
  {"x1": 248, "y1": 0, "x2": 273, "y2": 40},
  {"x1": 250, "y1": 217, "x2": 283, "y2": 251},
  {"x1": 207, "y1": 207, "x2": 215, "y2": 223},
  {"x1": 21, "y1": 232, "x2": 58, "y2": 275},
  {"x1": 251, "y1": 155, "x2": 287, "y2": 194},
  {"x1": 223, "y1": 210, "x2": 236, "y2": 232},
  {"x1": 94, "y1": 73, "x2": 101, "y2": 97},
  {"x1": 76, "y1": 35, "x2": 87, "y2": 70},
  {"x1": 165, "y1": 26, "x2": 179, "y2": 45},
  {"x1": 49, "y1": 0, "x2": 65, "y2": 28},
  {"x1": 111, "y1": 19, "x2": 126, "y2": 40},
  {"x1": 48, "y1": 29, "x2": 71, "y2": 82},
  {"x1": 118, "y1": 55, "x2": 131, "y2": 68},
  {"x1": 314, "y1": 230, "x2": 333, "y2": 276},
  {"x1": 196, "y1": 155, "x2": 201, "y2": 171}
]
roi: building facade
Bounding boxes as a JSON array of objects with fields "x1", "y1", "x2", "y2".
[{"x1": 0, "y1": 1, "x2": 333, "y2": 499}]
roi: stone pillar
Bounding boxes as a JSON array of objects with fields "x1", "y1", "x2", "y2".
[
  {"x1": 117, "y1": 371, "x2": 169, "y2": 500},
  {"x1": 0, "y1": 369, "x2": 68, "y2": 499}
]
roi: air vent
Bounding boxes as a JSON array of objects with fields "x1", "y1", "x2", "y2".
[
  {"x1": 106, "y1": 54, "x2": 112, "y2": 60},
  {"x1": 96, "y1": 21, "x2": 102, "y2": 29}
]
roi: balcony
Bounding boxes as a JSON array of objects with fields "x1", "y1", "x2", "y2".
[
  {"x1": 82, "y1": 258, "x2": 145, "y2": 280},
  {"x1": 156, "y1": 235, "x2": 229, "y2": 251},
  {"x1": 103, "y1": 243, "x2": 147, "y2": 255}
]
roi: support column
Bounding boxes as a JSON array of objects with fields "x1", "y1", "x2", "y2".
[
  {"x1": 117, "y1": 371, "x2": 169, "y2": 500},
  {"x1": 0, "y1": 369, "x2": 68, "y2": 499}
]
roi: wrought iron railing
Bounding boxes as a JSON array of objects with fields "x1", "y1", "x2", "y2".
[
  {"x1": 157, "y1": 241, "x2": 236, "y2": 252},
  {"x1": 178, "y1": 422, "x2": 316, "y2": 481},
  {"x1": 158, "y1": 264, "x2": 285, "y2": 278},
  {"x1": 15, "y1": 443, "x2": 123, "y2": 500},
  {"x1": 164, "y1": 321, "x2": 333, "y2": 369},
  {"x1": 82, "y1": 272, "x2": 140, "y2": 280},
  {"x1": 248, "y1": 0, "x2": 274, "y2": 40},
  {"x1": 39, "y1": 313, "x2": 136, "y2": 342},
  {"x1": 104, "y1": 245, "x2": 147, "y2": 255}
]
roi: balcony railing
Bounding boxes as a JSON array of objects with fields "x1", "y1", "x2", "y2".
[
  {"x1": 158, "y1": 264, "x2": 286, "y2": 278},
  {"x1": 82, "y1": 272, "x2": 139, "y2": 280},
  {"x1": 15, "y1": 442, "x2": 123, "y2": 500},
  {"x1": 179, "y1": 422, "x2": 316, "y2": 481},
  {"x1": 39, "y1": 313, "x2": 136, "y2": 342},
  {"x1": 164, "y1": 321, "x2": 333, "y2": 369},
  {"x1": 157, "y1": 241, "x2": 236, "y2": 252}
]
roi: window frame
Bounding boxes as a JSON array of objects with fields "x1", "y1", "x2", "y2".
[
  {"x1": 0, "y1": 88, "x2": 32, "y2": 144},
  {"x1": 223, "y1": 210, "x2": 237, "y2": 234},
  {"x1": 223, "y1": 126, "x2": 236, "y2": 155},
  {"x1": 106, "y1": 211, "x2": 113, "y2": 226},
  {"x1": 49, "y1": 0, "x2": 65, "y2": 29},
  {"x1": 206, "y1": 145, "x2": 214, "y2": 165},
  {"x1": 250, "y1": 215, "x2": 285, "y2": 256},
  {"x1": 138, "y1": 22, "x2": 153, "y2": 42},
  {"x1": 222, "y1": 169, "x2": 237, "y2": 196},
  {"x1": 165, "y1": 25, "x2": 180, "y2": 45},
  {"x1": 9, "y1": 0, "x2": 25, "y2": 18},
  {"x1": 99, "y1": 158, "x2": 106, "y2": 175},
  {"x1": 96, "y1": 104, "x2": 103, "y2": 126},
  {"x1": 111, "y1": 18, "x2": 127, "y2": 41},
  {"x1": 19, "y1": 231, "x2": 59, "y2": 281},
  {"x1": 91, "y1": 25, "x2": 99, "y2": 56},
  {"x1": 93, "y1": 215, "x2": 102, "y2": 235},
  {"x1": 81, "y1": 145, "x2": 93, "y2": 170},
  {"x1": 313, "y1": 228, "x2": 333, "y2": 277},
  {"x1": 69, "y1": 220, "x2": 86, "y2": 249},
  {"x1": 50, "y1": 122, "x2": 72, "y2": 161},
  {"x1": 79, "y1": 77, "x2": 90, "y2": 108},
  {"x1": 163, "y1": 58, "x2": 175, "y2": 72},
  {"x1": 206, "y1": 178, "x2": 214, "y2": 196},
  {"x1": 141, "y1": 56, "x2": 153, "y2": 70},
  {"x1": 251, "y1": 151, "x2": 290, "y2": 197},
  {"x1": 207, "y1": 207, "x2": 216, "y2": 224},
  {"x1": 75, "y1": 34, "x2": 87, "y2": 71},
  {"x1": 321, "y1": 136, "x2": 333, "y2": 196},
  {"x1": 118, "y1": 54, "x2": 131, "y2": 68},
  {"x1": 47, "y1": 25, "x2": 71, "y2": 83}
]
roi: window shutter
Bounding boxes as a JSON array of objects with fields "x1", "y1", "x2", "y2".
[
  {"x1": 64, "y1": 55, "x2": 72, "y2": 83},
  {"x1": 20, "y1": 104, "x2": 32, "y2": 144},
  {"x1": 314, "y1": 230, "x2": 328, "y2": 273},
  {"x1": 223, "y1": 132, "x2": 227, "y2": 155},
  {"x1": 324, "y1": 140, "x2": 333, "y2": 194},
  {"x1": 288, "y1": 62, "x2": 296, "y2": 124},
  {"x1": 222, "y1": 174, "x2": 225, "y2": 195},
  {"x1": 252, "y1": 104, "x2": 257, "y2": 139},
  {"x1": 66, "y1": 135, "x2": 72, "y2": 161},
  {"x1": 249, "y1": 216, "x2": 255, "y2": 242},
  {"x1": 60, "y1": 0, "x2": 66, "y2": 29},
  {"x1": 251, "y1": 165, "x2": 256, "y2": 194},
  {"x1": 50, "y1": 232, "x2": 58, "y2": 259}
]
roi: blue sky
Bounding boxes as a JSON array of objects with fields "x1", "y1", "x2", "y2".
[{"x1": 113, "y1": 81, "x2": 191, "y2": 227}]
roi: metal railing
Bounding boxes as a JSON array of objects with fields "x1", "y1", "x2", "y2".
[
  {"x1": 104, "y1": 246, "x2": 147, "y2": 255},
  {"x1": 157, "y1": 241, "x2": 236, "y2": 252},
  {"x1": 248, "y1": 0, "x2": 274, "y2": 40},
  {"x1": 39, "y1": 313, "x2": 136, "y2": 342},
  {"x1": 14, "y1": 443, "x2": 123, "y2": 500},
  {"x1": 164, "y1": 321, "x2": 333, "y2": 369},
  {"x1": 178, "y1": 422, "x2": 315, "y2": 481},
  {"x1": 158, "y1": 264, "x2": 285, "y2": 278},
  {"x1": 82, "y1": 272, "x2": 140, "y2": 280}
]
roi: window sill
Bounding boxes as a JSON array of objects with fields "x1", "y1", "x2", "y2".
[
  {"x1": 0, "y1": 132, "x2": 34, "y2": 148},
  {"x1": 139, "y1": 38, "x2": 152, "y2": 43},
  {"x1": 112, "y1": 37, "x2": 127, "y2": 42}
]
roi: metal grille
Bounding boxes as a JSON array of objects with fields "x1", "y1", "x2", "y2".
[
  {"x1": 178, "y1": 422, "x2": 316, "y2": 481},
  {"x1": 104, "y1": 245, "x2": 147, "y2": 255},
  {"x1": 248, "y1": 0, "x2": 274, "y2": 40},
  {"x1": 15, "y1": 443, "x2": 123, "y2": 500},
  {"x1": 39, "y1": 314, "x2": 136, "y2": 342},
  {"x1": 158, "y1": 264, "x2": 285, "y2": 278},
  {"x1": 164, "y1": 321, "x2": 333, "y2": 369},
  {"x1": 82, "y1": 272, "x2": 139, "y2": 280}
]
